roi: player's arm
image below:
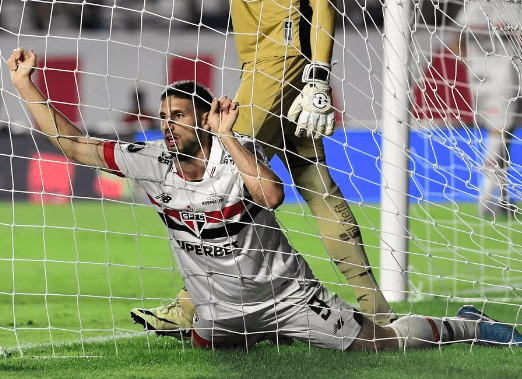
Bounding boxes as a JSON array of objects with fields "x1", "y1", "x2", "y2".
[
  {"x1": 206, "y1": 97, "x2": 284, "y2": 209},
  {"x1": 288, "y1": 0, "x2": 337, "y2": 139},
  {"x1": 309, "y1": 0, "x2": 336, "y2": 64},
  {"x1": 7, "y1": 48, "x2": 108, "y2": 169}
]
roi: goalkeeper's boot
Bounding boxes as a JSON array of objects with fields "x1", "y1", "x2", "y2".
[
  {"x1": 131, "y1": 288, "x2": 195, "y2": 338},
  {"x1": 457, "y1": 305, "x2": 522, "y2": 346},
  {"x1": 371, "y1": 308, "x2": 398, "y2": 327}
]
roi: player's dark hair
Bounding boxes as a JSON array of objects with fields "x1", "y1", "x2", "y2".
[{"x1": 161, "y1": 80, "x2": 213, "y2": 115}]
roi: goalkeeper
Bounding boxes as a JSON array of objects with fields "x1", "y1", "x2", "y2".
[
  {"x1": 8, "y1": 51, "x2": 522, "y2": 351},
  {"x1": 232, "y1": 0, "x2": 397, "y2": 326},
  {"x1": 145, "y1": 0, "x2": 396, "y2": 333}
]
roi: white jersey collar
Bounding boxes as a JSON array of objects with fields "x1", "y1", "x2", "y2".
[{"x1": 168, "y1": 135, "x2": 222, "y2": 180}]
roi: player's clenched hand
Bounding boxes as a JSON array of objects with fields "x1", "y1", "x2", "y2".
[
  {"x1": 208, "y1": 96, "x2": 239, "y2": 138},
  {"x1": 7, "y1": 48, "x2": 37, "y2": 87},
  {"x1": 288, "y1": 62, "x2": 335, "y2": 139}
]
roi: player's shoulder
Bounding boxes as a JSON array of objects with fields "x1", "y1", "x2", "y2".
[
  {"x1": 118, "y1": 139, "x2": 166, "y2": 155},
  {"x1": 116, "y1": 140, "x2": 174, "y2": 168}
]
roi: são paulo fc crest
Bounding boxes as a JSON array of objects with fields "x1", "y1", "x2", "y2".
[{"x1": 180, "y1": 208, "x2": 206, "y2": 236}]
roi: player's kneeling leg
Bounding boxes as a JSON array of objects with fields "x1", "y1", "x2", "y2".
[
  {"x1": 349, "y1": 313, "x2": 479, "y2": 351},
  {"x1": 191, "y1": 312, "x2": 265, "y2": 350},
  {"x1": 386, "y1": 315, "x2": 477, "y2": 349}
]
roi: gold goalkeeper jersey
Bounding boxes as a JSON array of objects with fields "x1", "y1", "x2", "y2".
[{"x1": 230, "y1": 0, "x2": 312, "y2": 64}]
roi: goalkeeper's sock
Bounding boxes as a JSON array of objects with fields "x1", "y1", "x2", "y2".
[
  {"x1": 347, "y1": 267, "x2": 396, "y2": 325},
  {"x1": 291, "y1": 161, "x2": 394, "y2": 324},
  {"x1": 387, "y1": 315, "x2": 477, "y2": 349}
]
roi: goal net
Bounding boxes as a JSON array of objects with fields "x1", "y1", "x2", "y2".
[{"x1": 0, "y1": 0, "x2": 521, "y2": 357}]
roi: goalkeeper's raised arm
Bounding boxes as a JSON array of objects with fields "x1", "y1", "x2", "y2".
[{"x1": 7, "y1": 47, "x2": 108, "y2": 169}]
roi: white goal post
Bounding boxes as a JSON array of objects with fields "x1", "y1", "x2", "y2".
[
  {"x1": 380, "y1": 0, "x2": 522, "y2": 301},
  {"x1": 380, "y1": 0, "x2": 413, "y2": 302},
  {"x1": 1, "y1": 0, "x2": 522, "y2": 357}
]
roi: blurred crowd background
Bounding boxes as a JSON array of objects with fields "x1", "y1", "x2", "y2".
[
  {"x1": 0, "y1": 0, "x2": 514, "y2": 207},
  {"x1": 0, "y1": 0, "x2": 462, "y2": 34}
]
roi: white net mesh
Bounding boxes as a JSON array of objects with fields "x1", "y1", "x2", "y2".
[{"x1": 0, "y1": 0, "x2": 522, "y2": 357}]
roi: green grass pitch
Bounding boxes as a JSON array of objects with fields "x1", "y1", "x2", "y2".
[{"x1": 1, "y1": 200, "x2": 522, "y2": 378}]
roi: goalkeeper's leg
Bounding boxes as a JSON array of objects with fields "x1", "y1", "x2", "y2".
[
  {"x1": 233, "y1": 56, "x2": 395, "y2": 325},
  {"x1": 287, "y1": 156, "x2": 396, "y2": 326}
]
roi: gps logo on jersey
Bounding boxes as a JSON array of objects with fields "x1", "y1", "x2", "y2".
[
  {"x1": 221, "y1": 154, "x2": 235, "y2": 165},
  {"x1": 176, "y1": 239, "x2": 238, "y2": 257},
  {"x1": 202, "y1": 194, "x2": 223, "y2": 205},
  {"x1": 158, "y1": 152, "x2": 173, "y2": 165},
  {"x1": 180, "y1": 211, "x2": 206, "y2": 235},
  {"x1": 307, "y1": 294, "x2": 331, "y2": 321},
  {"x1": 155, "y1": 193, "x2": 172, "y2": 203}
]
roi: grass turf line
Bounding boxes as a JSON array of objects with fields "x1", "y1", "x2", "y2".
[
  {"x1": 2, "y1": 336, "x2": 522, "y2": 379},
  {"x1": 1, "y1": 201, "x2": 522, "y2": 377}
]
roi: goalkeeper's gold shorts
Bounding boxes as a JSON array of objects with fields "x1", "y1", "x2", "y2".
[{"x1": 233, "y1": 55, "x2": 326, "y2": 164}]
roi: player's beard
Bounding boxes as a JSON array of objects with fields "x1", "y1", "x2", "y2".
[{"x1": 174, "y1": 128, "x2": 204, "y2": 162}]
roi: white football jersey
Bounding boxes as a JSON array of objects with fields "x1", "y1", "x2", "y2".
[{"x1": 104, "y1": 134, "x2": 313, "y2": 319}]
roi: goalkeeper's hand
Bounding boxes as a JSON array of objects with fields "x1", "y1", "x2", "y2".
[{"x1": 288, "y1": 62, "x2": 335, "y2": 139}]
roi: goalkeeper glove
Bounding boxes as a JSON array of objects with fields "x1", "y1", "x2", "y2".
[{"x1": 288, "y1": 61, "x2": 335, "y2": 139}]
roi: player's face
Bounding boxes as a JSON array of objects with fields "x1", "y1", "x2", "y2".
[{"x1": 159, "y1": 96, "x2": 203, "y2": 159}]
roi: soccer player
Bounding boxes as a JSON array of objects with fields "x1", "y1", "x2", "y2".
[
  {"x1": 239, "y1": 0, "x2": 403, "y2": 324},
  {"x1": 232, "y1": 0, "x2": 398, "y2": 325},
  {"x1": 8, "y1": 47, "x2": 522, "y2": 352},
  {"x1": 453, "y1": 0, "x2": 521, "y2": 217},
  {"x1": 136, "y1": 0, "x2": 397, "y2": 336}
]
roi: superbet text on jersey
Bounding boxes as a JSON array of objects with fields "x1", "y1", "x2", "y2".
[{"x1": 103, "y1": 134, "x2": 313, "y2": 320}]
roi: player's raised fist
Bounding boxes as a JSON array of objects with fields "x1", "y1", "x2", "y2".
[
  {"x1": 8, "y1": 48, "x2": 37, "y2": 86},
  {"x1": 208, "y1": 96, "x2": 239, "y2": 138}
]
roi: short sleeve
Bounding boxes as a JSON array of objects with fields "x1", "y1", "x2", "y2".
[
  {"x1": 103, "y1": 141, "x2": 125, "y2": 177},
  {"x1": 103, "y1": 140, "x2": 165, "y2": 180}
]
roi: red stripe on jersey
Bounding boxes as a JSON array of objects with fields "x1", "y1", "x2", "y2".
[
  {"x1": 103, "y1": 141, "x2": 125, "y2": 177},
  {"x1": 205, "y1": 201, "x2": 244, "y2": 223}
]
